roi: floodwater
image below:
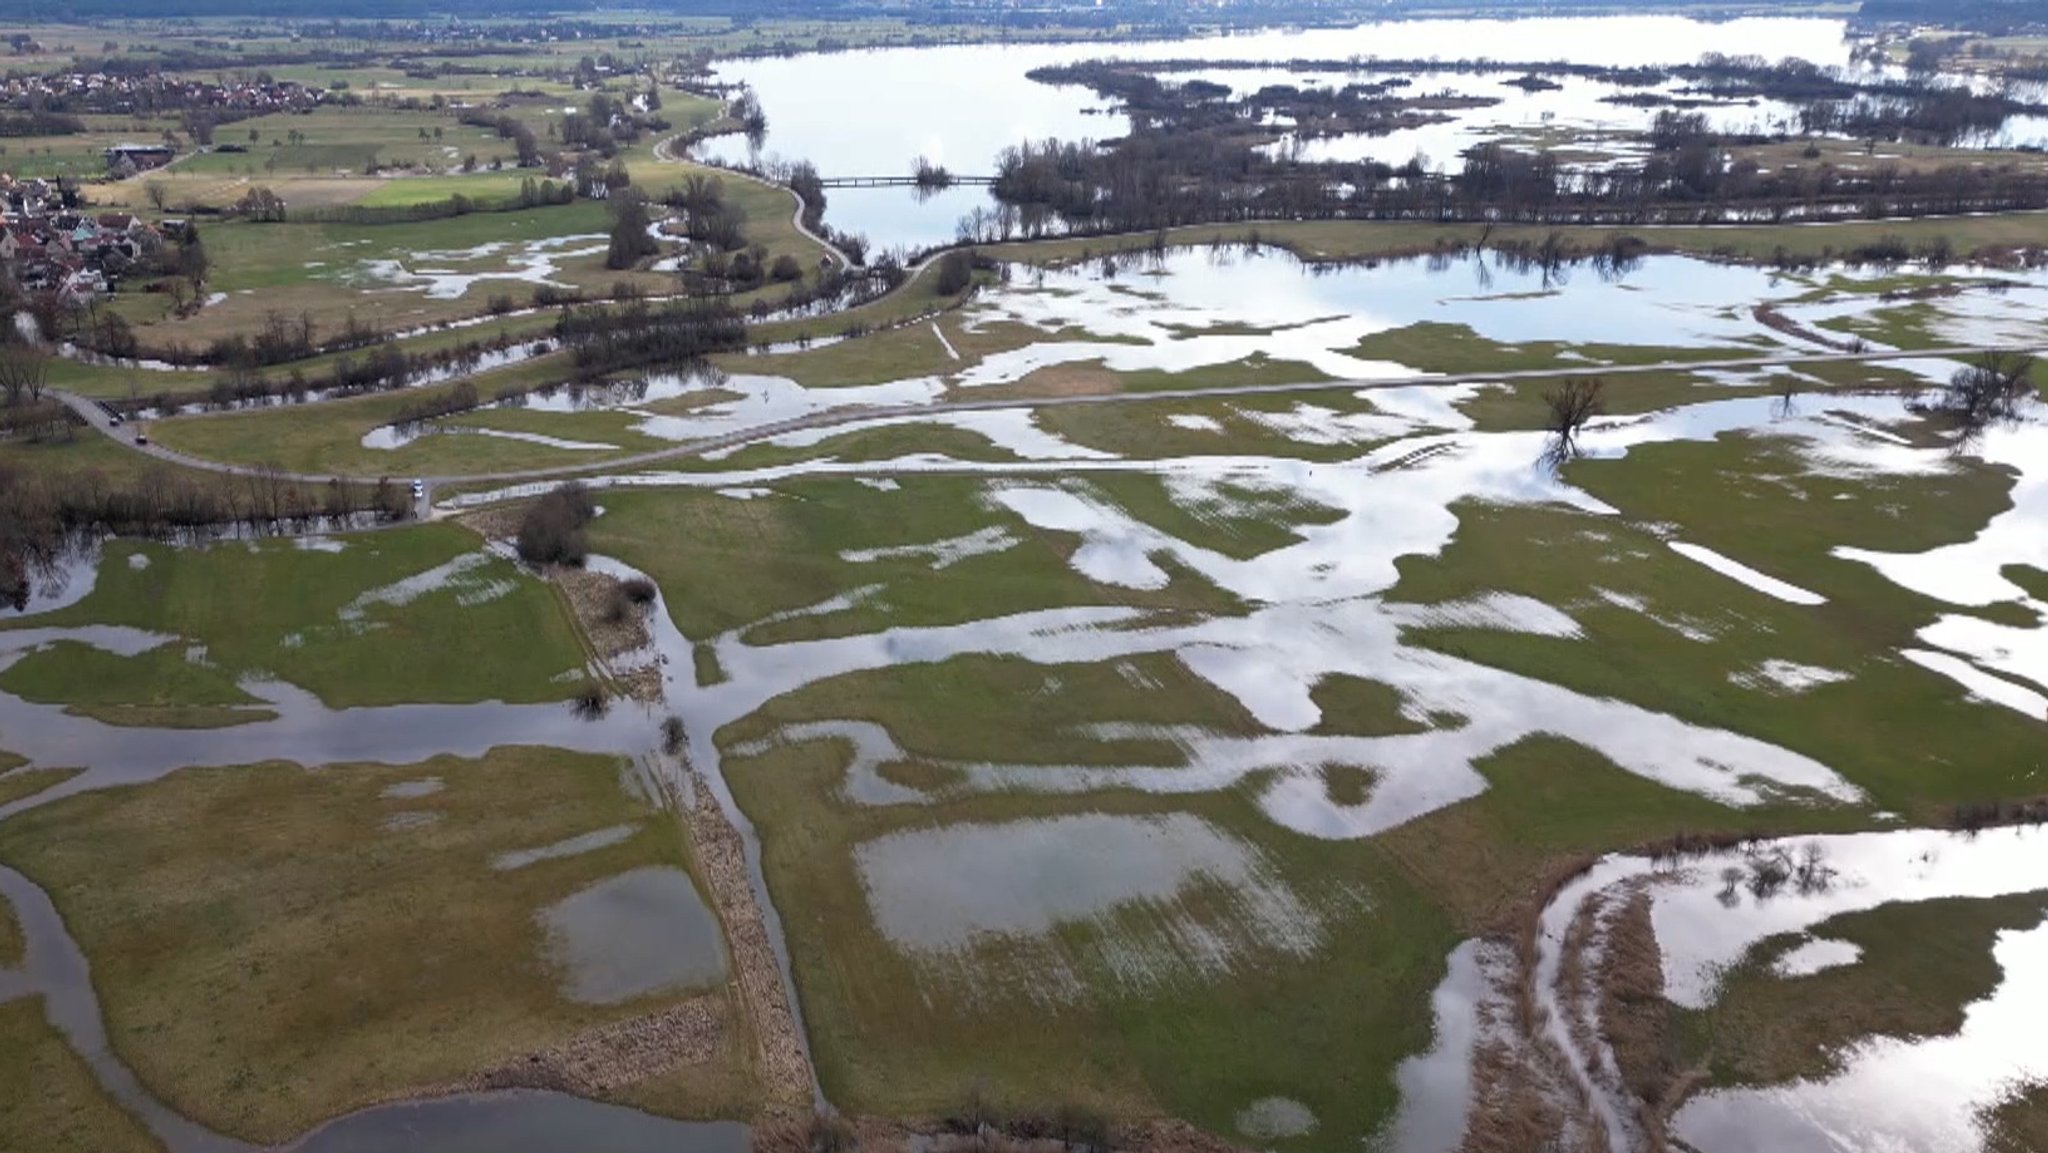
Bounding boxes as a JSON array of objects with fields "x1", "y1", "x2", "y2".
[
  {"x1": 3, "y1": 236, "x2": 2046, "y2": 1144},
  {"x1": 350, "y1": 234, "x2": 608, "y2": 300},
  {"x1": 1536, "y1": 825, "x2": 2048, "y2": 1153},
  {"x1": 447, "y1": 371, "x2": 2044, "y2": 846},
  {"x1": 1771, "y1": 936, "x2": 1862, "y2": 978},
  {"x1": 695, "y1": 16, "x2": 1860, "y2": 250},
  {"x1": 1376, "y1": 939, "x2": 1497, "y2": 1153},
  {"x1": 0, "y1": 537, "x2": 101, "y2": 619},
  {"x1": 284, "y1": 1095, "x2": 748, "y2": 1153},
  {"x1": 853, "y1": 812, "x2": 1331, "y2": 998},
  {"x1": 416, "y1": 247, "x2": 2048, "y2": 466},
  {"x1": 1838, "y1": 418, "x2": 2048, "y2": 711},
  {"x1": 539, "y1": 867, "x2": 728, "y2": 1004},
  {"x1": 1235, "y1": 1096, "x2": 1318, "y2": 1141},
  {"x1": 493, "y1": 824, "x2": 637, "y2": 871},
  {"x1": 1667, "y1": 541, "x2": 1827, "y2": 606},
  {"x1": 1677, "y1": 921, "x2": 2048, "y2": 1153}
]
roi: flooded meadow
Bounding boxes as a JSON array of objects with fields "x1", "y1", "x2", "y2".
[
  {"x1": 7, "y1": 228, "x2": 2048, "y2": 1149},
  {"x1": 690, "y1": 14, "x2": 2048, "y2": 251}
]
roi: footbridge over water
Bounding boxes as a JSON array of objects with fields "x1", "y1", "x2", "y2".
[{"x1": 815, "y1": 175, "x2": 996, "y2": 188}]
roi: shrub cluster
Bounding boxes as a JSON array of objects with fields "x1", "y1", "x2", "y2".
[{"x1": 515, "y1": 481, "x2": 597, "y2": 567}]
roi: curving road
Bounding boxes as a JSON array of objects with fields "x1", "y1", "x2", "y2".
[
  {"x1": 650, "y1": 131, "x2": 850, "y2": 267},
  {"x1": 55, "y1": 340, "x2": 2048, "y2": 516}
]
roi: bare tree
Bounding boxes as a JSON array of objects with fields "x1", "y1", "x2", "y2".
[
  {"x1": 0, "y1": 348, "x2": 48, "y2": 408},
  {"x1": 1772, "y1": 374, "x2": 1802, "y2": 421},
  {"x1": 1937, "y1": 350, "x2": 2036, "y2": 433},
  {"x1": 144, "y1": 181, "x2": 169, "y2": 212},
  {"x1": 1542, "y1": 376, "x2": 1606, "y2": 460}
]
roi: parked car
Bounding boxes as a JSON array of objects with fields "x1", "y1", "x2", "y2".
[
  {"x1": 135, "y1": 431, "x2": 147, "y2": 445},
  {"x1": 410, "y1": 478, "x2": 426, "y2": 499}
]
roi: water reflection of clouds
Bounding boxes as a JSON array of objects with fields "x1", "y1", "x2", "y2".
[
  {"x1": 1543, "y1": 825, "x2": 2048, "y2": 1153},
  {"x1": 696, "y1": 16, "x2": 1858, "y2": 248}
]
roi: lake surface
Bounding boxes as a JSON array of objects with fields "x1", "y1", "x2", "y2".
[{"x1": 688, "y1": 15, "x2": 2048, "y2": 252}]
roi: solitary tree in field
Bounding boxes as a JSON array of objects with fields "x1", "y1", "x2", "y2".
[
  {"x1": 1937, "y1": 350, "x2": 2036, "y2": 433},
  {"x1": 1545, "y1": 377, "x2": 1605, "y2": 441},
  {"x1": 1542, "y1": 377, "x2": 1605, "y2": 463}
]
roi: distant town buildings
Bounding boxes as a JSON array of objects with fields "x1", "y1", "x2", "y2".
[{"x1": 0, "y1": 71, "x2": 322, "y2": 120}]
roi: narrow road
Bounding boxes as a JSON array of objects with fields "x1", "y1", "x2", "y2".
[
  {"x1": 650, "y1": 131, "x2": 848, "y2": 266},
  {"x1": 54, "y1": 341, "x2": 2048, "y2": 510}
]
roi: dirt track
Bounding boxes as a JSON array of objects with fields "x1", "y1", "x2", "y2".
[{"x1": 678, "y1": 768, "x2": 815, "y2": 1109}]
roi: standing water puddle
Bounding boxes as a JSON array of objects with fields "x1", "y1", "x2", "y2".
[
  {"x1": 853, "y1": 812, "x2": 1335, "y2": 1001},
  {"x1": 540, "y1": 867, "x2": 728, "y2": 1004}
]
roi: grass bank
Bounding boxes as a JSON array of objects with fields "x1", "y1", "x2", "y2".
[{"x1": 0, "y1": 746, "x2": 749, "y2": 1143}]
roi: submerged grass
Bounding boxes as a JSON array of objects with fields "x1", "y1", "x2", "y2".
[{"x1": 0, "y1": 746, "x2": 740, "y2": 1143}]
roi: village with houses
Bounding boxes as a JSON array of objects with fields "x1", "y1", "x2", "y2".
[{"x1": 1, "y1": 172, "x2": 164, "y2": 304}]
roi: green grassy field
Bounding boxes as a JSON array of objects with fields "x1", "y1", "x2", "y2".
[
  {"x1": 352, "y1": 171, "x2": 543, "y2": 207},
  {"x1": 1347, "y1": 322, "x2": 1772, "y2": 375},
  {"x1": 172, "y1": 106, "x2": 506, "y2": 178},
  {"x1": 0, "y1": 766, "x2": 78, "y2": 810},
  {"x1": 143, "y1": 354, "x2": 654, "y2": 475},
  {"x1": 116, "y1": 202, "x2": 678, "y2": 354},
  {"x1": 0, "y1": 639, "x2": 272, "y2": 729},
  {"x1": 5, "y1": 523, "x2": 586, "y2": 708},
  {"x1": 585, "y1": 476, "x2": 1242, "y2": 648},
  {"x1": 0, "y1": 745, "x2": 751, "y2": 1142},
  {"x1": 1388, "y1": 438, "x2": 2046, "y2": 818}
]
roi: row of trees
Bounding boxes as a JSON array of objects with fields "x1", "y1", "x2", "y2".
[
  {"x1": 982, "y1": 128, "x2": 2048, "y2": 239},
  {"x1": 552, "y1": 297, "x2": 749, "y2": 379},
  {"x1": 113, "y1": 330, "x2": 538, "y2": 418},
  {"x1": 0, "y1": 460, "x2": 411, "y2": 610}
]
